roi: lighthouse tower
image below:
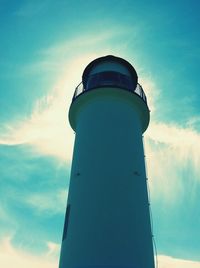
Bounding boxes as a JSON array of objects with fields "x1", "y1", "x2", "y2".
[{"x1": 59, "y1": 55, "x2": 155, "y2": 268}]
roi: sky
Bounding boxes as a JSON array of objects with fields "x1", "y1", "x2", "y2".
[{"x1": 0, "y1": 0, "x2": 200, "y2": 267}]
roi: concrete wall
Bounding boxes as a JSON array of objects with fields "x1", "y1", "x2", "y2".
[{"x1": 59, "y1": 88, "x2": 154, "y2": 268}]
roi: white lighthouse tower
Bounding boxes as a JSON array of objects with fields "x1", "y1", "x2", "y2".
[{"x1": 59, "y1": 55, "x2": 155, "y2": 268}]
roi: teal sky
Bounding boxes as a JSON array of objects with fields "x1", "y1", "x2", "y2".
[{"x1": 0, "y1": 1, "x2": 200, "y2": 267}]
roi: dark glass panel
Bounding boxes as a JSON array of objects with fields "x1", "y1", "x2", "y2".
[
  {"x1": 86, "y1": 71, "x2": 134, "y2": 91},
  {"x1": 62, "y1": 204, "x2": 71, "y2": 241}
]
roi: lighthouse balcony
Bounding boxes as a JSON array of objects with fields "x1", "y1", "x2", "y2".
[{"x1": 72, "y1": 71, "x2": 147, "y2": 105}]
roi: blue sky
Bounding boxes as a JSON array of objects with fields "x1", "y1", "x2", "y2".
[{"x1": 0, "y1": 0, "x2": 200, "y2": 267}]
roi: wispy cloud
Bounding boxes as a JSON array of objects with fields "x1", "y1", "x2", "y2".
[
  {"x1": 40, "y1": 32, "x2": 121, "y2": 57},
  {"x1": 147, "y1": 122, "x2": 200, "y2": 175},
  {"x1": 1, "y1": 50, "x2": 199, "y2": 205},
  {"x1": 1, "y1": 29, "x2": 198, "y2": 208},
  {"x1": 0, "y1": 236, "x2": 199, "y2": 268},
  {"x1": 0, "y1": 30, "x2": 126, "y2": 158},
  {"x1": 0, "y1": 76, "x2": 75, "y2": 162},
  {"x1": 0, "y1": 236, "x2": 58, "y2": 268},
  {"x1": 46, "y1": 241, "x2": 60, "y2": 259},
  {"x1": 186, "y1": 115, "x2": 200, "y2": 130},
  {"x1": 26, "y1": 189, "x2": 68, "y2": 215},
  {"x1": 18, "y1": 28, "x2": 136, "y2": 77},
  {"x1": 0, "y1": 50, "x2": 158, "y2": 163},
  {"x1": 157, "y1": 255, "x2": 200, "y2": 268},
  {"x1": 145, "y1": 121, "x2": 200, "y2": 202},
  {"x1": 139, "y1": 75, "x2": 159, "y2": 113}
]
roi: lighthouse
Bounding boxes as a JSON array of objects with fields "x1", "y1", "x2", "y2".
[{"x1": 59, "y1": 55, "x2": 155, "y2": 268}]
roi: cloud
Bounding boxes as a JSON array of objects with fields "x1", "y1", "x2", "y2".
[
  {"x1": 1, "y1": 48, "x2": 199, "y2": 207},
  {"x1": 1, "y1": 29, "x2": 198, "y2": 206},
  {"x1": 16, "y1": 23, "x2": 146, "y2": 86},
  {"x1": 40, "y1": 32, "x2": 121, "y2": 58},
  {"x1": 46, "y1": 241, "x2": 60, "y2": 258},
  {"x1": 19, "y1": 29, "x2": 128, "y2": 77},
  {"x1": 144, "y1": 121, "x2": 200, "y2": 202},
  {"x1": 1, "y1": 51, "x2": 199, "y2": 213},
  {"x1": 139, "y1": 75, "x2": 159, "y2": 113},
  {"x1": 0, "y1": 76, "x2": 75, "y2": 162},
  {"x1": 157, "y1": 255, "x2": 200, "y2": 268},
  {"x1": 0, "y1": 236, "x2": 199, "y2": 268},
  {"x1": 147, "y1": 121, "x2": 200, "y2": 175},
  {"x1": 0, "y1": 236, "x2": 58, "y2": 268},
  {"x1": 26, "y1": 189, "x2": 68, "y2": 215},
  {"x1": 0, "y1": 27, "x2": 124, "y2": 160},
  {"x1": 186, "y1": 115, "x2": 200, "y2": 130},
  {"x1": 147, "y1": 122, "x2": 200, "y2": 149},
  {"x1": 0, "y1": 55, "x2": 158, "y2": 163}
]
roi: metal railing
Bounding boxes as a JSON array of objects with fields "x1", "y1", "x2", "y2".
[{"x1": 72, "y1": 74, "x2": 147, "y2": 105}]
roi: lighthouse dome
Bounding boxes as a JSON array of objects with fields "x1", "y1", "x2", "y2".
[{"x1": 82, "y1": 55, "x2": 138, "y2": 91}]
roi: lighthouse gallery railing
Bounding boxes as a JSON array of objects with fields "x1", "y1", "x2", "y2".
[{"x1": 73, "y1": 73, "x2": 147, "y2": 105}]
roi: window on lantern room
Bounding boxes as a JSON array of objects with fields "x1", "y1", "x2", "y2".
[{"x1": 86, "y1": 71, "x2": 134, "y2": 91}]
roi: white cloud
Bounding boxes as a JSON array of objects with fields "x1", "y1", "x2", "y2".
[
  {"x1": 46, "y1": 241, "x2": 60, "y2": 259},
  {"x1": 26, "y1": 189, "x2": 68, "y2": 215},
  {"x1": 0, "y1": 62, "x2": 77, "y2": 162},
  {"x1": 20, "y1": 29, "x2": 127, "y2": 77},
  {"x1": 40, "y1": 32, "x2": 120, "y2": 57},
  {"x1": 1, "y1": 52, "x2": 199, "y2": 206},
  {"x1": 186, "y1": 115, "x2": 200, "y2": 129},
  {"x1": 0, "y1": 44, "x2": 115, "y2": 161},
  {"x1": 1, "y1": 32, "x2": 199, "y2": 207},
  {"x1": 147, "y1": 121, "x2": 200, "y2": 176},
  {"x1": 1, "y1": 52, "x2": 199, "y2": 205},
  {"x1": 0, "y1": 237, "x2": 199, "y2": 268},
  {"x1": 144, "y1": 121, "x2": 200, "y2": 202},
  {"x1": 0, "y1": 236, "x2": 58, "y2": 268},
  {"x1": 157, "y1": 255, "x2": 200, "y2": 268},
  {"x1": 0, "y1": 26, "x2": 157, "y2": 161},
  {"x1": 139, "y1": 75, "x2": 159, "y2": 113},
  {"x1": 0, "y1": 57, "x2": 158, "y2": 163},
  {"x1": 147, "y1": 122, "x2": 200, "y2": 149}
]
